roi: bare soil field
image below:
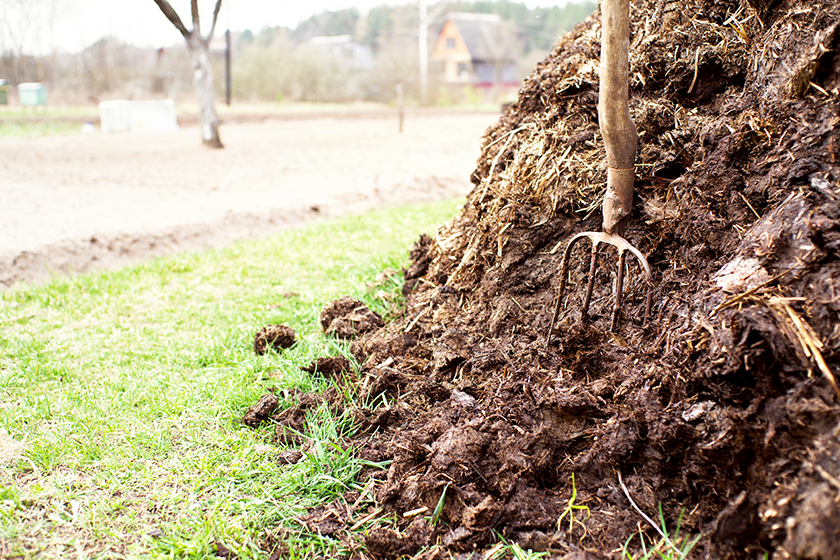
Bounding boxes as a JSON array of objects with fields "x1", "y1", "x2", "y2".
[{"x1": 0, "y1": 110, "x2": 498, "y2": 287}]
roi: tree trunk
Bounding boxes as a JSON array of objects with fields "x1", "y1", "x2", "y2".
[{"x1": 188, "y1": 36, "x2": 223, "y2": 148}]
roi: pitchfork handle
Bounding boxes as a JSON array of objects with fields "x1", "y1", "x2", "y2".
[{"x1": 599, "y1": 0, "x2": 637, "y2": 235}]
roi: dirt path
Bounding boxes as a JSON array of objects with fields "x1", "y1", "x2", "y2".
[{"x1": 0, "y1": 110, "x2": 498, "y2": 287}]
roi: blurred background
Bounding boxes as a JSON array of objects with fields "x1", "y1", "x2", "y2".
[{"x1": 0, "y1": 0, "x2": 596, "y2": 110}]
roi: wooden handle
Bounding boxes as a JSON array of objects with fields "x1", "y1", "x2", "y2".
[{"x1": 599, "y1": 0, "x2": 637, "y2": 234}]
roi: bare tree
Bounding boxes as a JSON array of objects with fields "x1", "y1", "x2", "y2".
[
  {"x1": 152, "y1": 0, "x2": 223, "y2": 148},
  {"x1": 0, "y1": 0, "x2": 57, "y2": 83}
]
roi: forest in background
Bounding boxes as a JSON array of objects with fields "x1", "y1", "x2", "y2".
[{"x1": 0, "y1": 0, "x2": 596, "y2": 106}]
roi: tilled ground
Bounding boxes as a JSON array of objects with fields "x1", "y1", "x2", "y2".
[
  {"x1": 0, "y1": 111, "x2": 494, "y2": 287},
  {"x1": 252, "y1": 1, "x2": 840, "y2": 558}
]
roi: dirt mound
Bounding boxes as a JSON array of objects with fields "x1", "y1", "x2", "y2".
[
  {"x1": 254, "y1": 325, "x2": 297, "y2": 355},
  {"x1": 261, "y1": 0, "x2": 840, "y2": 557},
  {"x1": 321, "y1": 297, "x2": 386, "y2": 340}
]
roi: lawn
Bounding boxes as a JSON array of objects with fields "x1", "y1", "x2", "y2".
[{"x1": 0, "y1": 199, "x2": 462, "y2": 559}]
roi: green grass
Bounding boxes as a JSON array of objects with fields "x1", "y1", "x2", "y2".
[
  {"x1": 0, "y1": 199, "x2": 462, "y2": 559},
  {"x1": 0, "y1": 106, "x2": 99, "y2": 137},
  {"x1": 0, "y1": 119, "x2": 86, "y2": 137},
  {"x1": 0, "y1": 101, "x2": 500, "y2": 138},
  {"x1": 0, "y1": 106, "x2": 99, "y2": 119},
  {"x1": 621, "y1": 505, "x2": 701, "y2": 560}
]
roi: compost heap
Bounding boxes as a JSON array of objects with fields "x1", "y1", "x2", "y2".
[{"x1": 266, "y1": 0, "x2": 840, "y2": 557}]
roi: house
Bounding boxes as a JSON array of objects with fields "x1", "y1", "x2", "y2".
[
  {"x1": 306, "y1": 35, "x2": 376, "y2": 100},
  {"x1": 308, "y1": 35, "x2": 374, "y2": 71},
  {"x1": 430, "y1": 13, "x2": 518, "y2": 94}
]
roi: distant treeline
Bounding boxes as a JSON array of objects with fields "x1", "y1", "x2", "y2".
[
  {"x1": 233, "y1": 0, "x2": 596, "y2": 103},
  {"x1": 0, "y1": 0, "x2": 596, "y2": 106},
  {"x1": 248, "y1": 0, "x2": 596, "y2": 56}
]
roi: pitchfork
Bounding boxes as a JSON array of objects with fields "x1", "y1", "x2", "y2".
[{"x1": 547, "y1": 0, "x2": 652, "y2": 340}]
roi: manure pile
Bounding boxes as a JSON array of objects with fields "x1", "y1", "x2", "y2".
[{"x1": 255, "y1": 0, "x2": 840, "y2": 557}]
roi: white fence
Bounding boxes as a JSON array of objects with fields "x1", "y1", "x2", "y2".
[{"x1": 99, "y1": 99, "x2": 179, "y2": 134}]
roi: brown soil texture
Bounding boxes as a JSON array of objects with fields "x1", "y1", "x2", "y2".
[
  {"x1": 321, "y1": 297, "x2": 386, "y2": 340},
  {"x1": 266, "y1": 1, "x2": 840, "y2": 558},
  {"x1": 254, "y1": 324, "x2": 297, "y2": 355},
  {"x1": 242, "y1": 394, "x2": 280, "y2": 428},
  {"x1": 0, "y1": 111, "x2": 494, "y2": 288},
  {"x1": 301, "y1": 356, "x2": 353, "y2": 381}
]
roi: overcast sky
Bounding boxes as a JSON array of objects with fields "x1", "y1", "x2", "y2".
[{"x1": 1, "y1": 0, "x2": 569, "y2": 55}]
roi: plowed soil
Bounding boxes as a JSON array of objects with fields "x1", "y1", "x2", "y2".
[
  {"x1": 270, "y1": 0, "x2": 840, "y2": 558},
  {"x1": 0, "y1": 111, "x2": 494, "y2": 287}
]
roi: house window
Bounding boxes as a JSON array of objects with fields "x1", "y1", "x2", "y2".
[{"x1": 446, "y1": 38, "x2": 456, "y2": 49}]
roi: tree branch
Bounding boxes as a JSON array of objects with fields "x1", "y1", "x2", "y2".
[
  {"x1": 152, "y1": 0, "x2": 191, "y2": 39},
  {"x1": 191, "y1": 0, "x2": 200, "y2": 37},
  {"x1": 205, "y1": 0, "x2": 224, "y2": 44}
]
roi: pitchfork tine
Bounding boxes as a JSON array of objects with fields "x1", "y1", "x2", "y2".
[
  {"x1": 582, "y1": 241, "x2": 600, "y2": 321},
  {"x1": 611, "y1": 249, "x2": 627, "y2": 331},
  {"x1": 545, "y1": 232, "x2": 652, "y2": 347}
]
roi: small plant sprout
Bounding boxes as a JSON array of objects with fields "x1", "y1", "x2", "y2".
[
  {"x1": 621, "y1": 505, "x2": 701, "y2": 559},
  {"x1": 510, "y1": 543, "x2": 550, "y2": 560},
  {"x1": 618, "y1": 472, "x2": 701, "y2": 559},
  {"x1": 487, "y1": 533, "x2": 550, "y2": 560},
  {"x1": 429, "y1": 483, "x2": 449, "y2": 526},
  {"x1": 556, "y1": 473, "x2": 591, "y2": 539}
]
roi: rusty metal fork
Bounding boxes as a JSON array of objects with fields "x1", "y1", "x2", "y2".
[
  {"x1": 545, "y1": 0, "x2": 653, "y2": 344},
  {"x1": 547, "y1": 232, "x2": 652, "y2": 338}
]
